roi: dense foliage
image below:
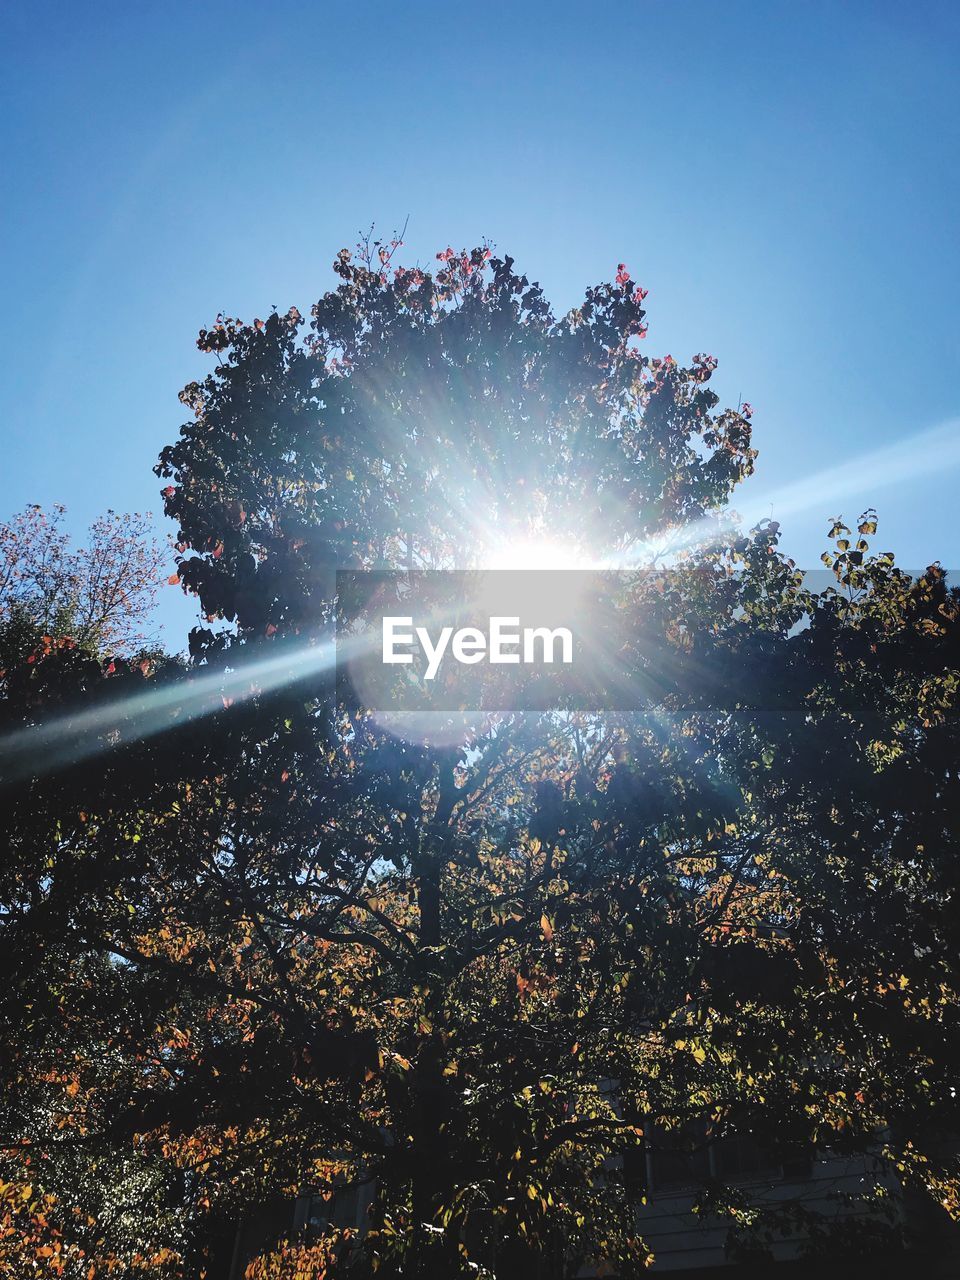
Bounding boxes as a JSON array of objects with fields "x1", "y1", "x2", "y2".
[{"x1": 1, "y1": 244, "x2": 958, "y2": 1279}]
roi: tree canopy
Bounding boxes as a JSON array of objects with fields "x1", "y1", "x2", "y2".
[{"x1": 1, "y1": 243, "x2": 958, "y2": 1280}]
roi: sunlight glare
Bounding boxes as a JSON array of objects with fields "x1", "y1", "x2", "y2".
[{"x1": 482, "y1": 536, "x2": 592, "y2": 572}]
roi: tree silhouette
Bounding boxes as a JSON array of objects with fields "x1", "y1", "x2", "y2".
[{"x1": 1, "y1": 246, "x2": 958, "y2": 1280}]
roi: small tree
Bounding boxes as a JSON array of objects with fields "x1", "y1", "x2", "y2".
[{"x1": 0, "y1": 503, "x2": 166, "y2": 661}]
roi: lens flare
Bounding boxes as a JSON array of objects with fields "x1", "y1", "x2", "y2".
[{"x1": 481, "y1": 536, "x2": 593, "y2": 572}]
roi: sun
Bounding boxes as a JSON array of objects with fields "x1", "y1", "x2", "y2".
[{"x1": 481, "y1": 536, "x2": 592, "y2": 572}]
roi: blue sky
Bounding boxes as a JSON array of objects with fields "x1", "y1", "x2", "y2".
[{"x1": 2, "y1": 1, "x2": 958, "y2": 645}]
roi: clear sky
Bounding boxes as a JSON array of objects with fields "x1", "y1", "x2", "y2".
[{"x1": 2, "y1": 1, "x2": 958, "y2": 646}]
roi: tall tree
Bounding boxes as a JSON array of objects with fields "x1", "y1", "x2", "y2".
[{"x1": 1, "y1": 245, "x2": 958, "y2": 1280}]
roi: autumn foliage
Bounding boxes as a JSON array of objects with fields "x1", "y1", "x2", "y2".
[
  {"x1": 1, "y1": 243, "x2": 959, "y2": 1279},
  {"x1": 0, "y1": 503, "x2": 165, "y2": 661}
]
